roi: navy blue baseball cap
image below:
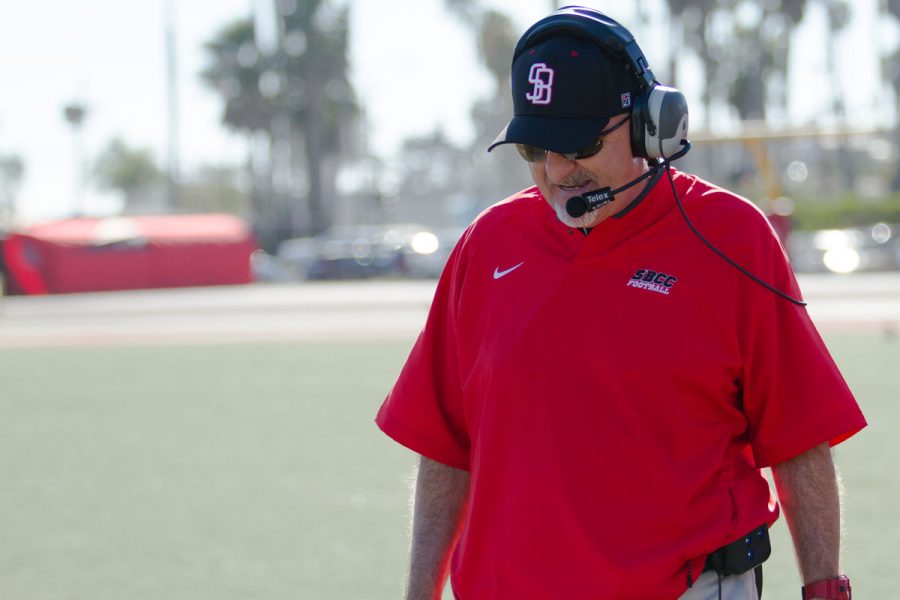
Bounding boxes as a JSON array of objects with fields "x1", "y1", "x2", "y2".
[{"x1": 487, "y1": 34, "x2": 637, "y2": 154}]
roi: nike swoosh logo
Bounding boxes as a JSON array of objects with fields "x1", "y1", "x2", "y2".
[{"x1": 493, "y1": 261, "x2": 525, "y2": 279}]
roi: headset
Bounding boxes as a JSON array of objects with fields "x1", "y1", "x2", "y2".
[
  {"x1": 512, "y1": 5, "x2": 689, "y2": 160},
  {"x1": 513, "y1": 6, "x2": 806, "y2": 307}
]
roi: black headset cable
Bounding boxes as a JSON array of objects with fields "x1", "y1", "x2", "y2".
[{"x1": 660, "y1": 139, "x2": 807, "y2": 307}]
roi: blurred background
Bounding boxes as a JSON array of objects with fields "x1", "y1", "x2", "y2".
[
  {"x1": 1, "y1": 0, "x2": 900, "y2": 289},
  {"x1": 1, "y1": 1, "x2": 898, "y2": 599}
]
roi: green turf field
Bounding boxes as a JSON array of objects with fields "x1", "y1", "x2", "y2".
[{"x1": 0, "y1": 334, "x2": 895, "y2": 599}]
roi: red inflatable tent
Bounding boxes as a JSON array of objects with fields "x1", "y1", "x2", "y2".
[{"x1": 2, "y1": 214, "x2": 257, "y2": 295}]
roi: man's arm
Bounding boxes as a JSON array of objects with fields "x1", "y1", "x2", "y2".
[
  {"x1": 770, "y1": 442, "x2": 842, "y2": 592},
  {"x1": 405, "y1": 455, "x2": 471, "y2": 600}
]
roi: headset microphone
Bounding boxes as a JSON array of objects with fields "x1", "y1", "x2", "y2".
[
  {"x1": 566, "y1": 169, "x2": 657, "y2": 218},
  {"x1": 566, "y1": 190, "x2": 611, "y2": 218},
  {"x1": 565, "y1": 142, "x2": 692, "y2": 219}
]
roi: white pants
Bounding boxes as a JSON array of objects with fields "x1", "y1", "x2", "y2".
[{"x1": 677, "y1": 570, "x2": 759, "y2": 600}]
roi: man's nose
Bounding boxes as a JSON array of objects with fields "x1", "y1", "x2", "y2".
[{"x1": 544, "y1": 151, "x2": 578, "y2": 182}]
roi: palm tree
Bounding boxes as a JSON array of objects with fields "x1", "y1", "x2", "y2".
[
  {"x1": 277, "y1": 1, "x2": 359, "y2": 235},
  {"x1": 880, "y1": 0, "x2": 900, "y2": 189},
  {"x1": 439, "y1": 2, "x2": 533, "y2": 209},
  {"x1": 883, "y1": 0, "x2": 900, "y2": 101},
  {"x1": 202, "y1": 18, "x2": 280, "y2": 246},
  {"x1": 202, "y1": 19, "x2": 274, "y2": 134},
  {"x1": 663, "y1": 0, "x2": 716, "y2": 125},
  {"x1": 202, "y1": 1, "x2": 359, "y2": 247},
  {"x1": 0, "y1": 153, "x2": 23, "y2": 229},
  {"x1": 93, "y1": 139, "x2": 163, "y2": 213},
  {"x1": 822, "y1": 0, "x2": 854, "y2": 188},
  {"x1": 664, "y1": 0, "x2": 810, "y2": 124}
]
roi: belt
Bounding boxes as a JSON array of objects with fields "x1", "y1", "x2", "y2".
[{"x1": 702, "y1": 525, "x2": 770, "y2": 576}]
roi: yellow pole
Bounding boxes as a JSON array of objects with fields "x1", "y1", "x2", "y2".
[{"x1": 743, "y1": 139, "x2": 781, "y2": 201}]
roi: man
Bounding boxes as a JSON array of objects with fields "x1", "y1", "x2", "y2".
[{"x1": 376, "y1": 6, "x2": 865, "y2": 600}]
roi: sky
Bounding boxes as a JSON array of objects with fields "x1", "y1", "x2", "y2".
[{"x1": 0, "y1": 0, "x2": 891, "y2": 223}]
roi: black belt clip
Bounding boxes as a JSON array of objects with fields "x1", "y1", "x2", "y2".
[{"x1": 705, "y1": 525, "x2": 771, "y2": 576}]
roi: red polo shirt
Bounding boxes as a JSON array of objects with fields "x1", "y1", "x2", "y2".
[{"x1": 376, "y1": 171, "x2": 866, "y2": 599}]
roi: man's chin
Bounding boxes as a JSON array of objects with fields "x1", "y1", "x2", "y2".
[{"x1": 553, "y1": 202, "x2": 602, "y2": 229}]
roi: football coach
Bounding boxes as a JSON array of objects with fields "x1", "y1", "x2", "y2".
[{"x1": 376, "y1": 6, "x2": 866, "y2": 599}]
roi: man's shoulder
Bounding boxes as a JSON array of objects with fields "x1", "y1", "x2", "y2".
[
  {"x1": 464, "y1": 186, "x2": 547, "y2": 239},
  {"x1": 672, "y1": 171, "x2": 786, "y2": 273},
  {"x1": 476, "y1": 186, "x2": 545, "y2": 222},
  {"x1": 676, "y1": 172, "x2": 771, "y2": 228}
]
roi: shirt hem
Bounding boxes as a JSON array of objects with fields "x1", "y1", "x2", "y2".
[{"x1": 375, "y1": 415, "x2": 471, "y2": 471}]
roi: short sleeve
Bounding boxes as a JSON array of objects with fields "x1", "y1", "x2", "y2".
[
  {"x1": 738, "y1": 228, "x2": 867, "y2": 467},
  {"x1": 375, "y1": 239, "x2": 471, "y2": 470}
]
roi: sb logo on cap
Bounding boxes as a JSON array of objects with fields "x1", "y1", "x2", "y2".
[{"x1": 526, "y1": 63, "x2": 554, "y2": 105}]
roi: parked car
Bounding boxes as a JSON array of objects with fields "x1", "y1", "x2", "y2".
[
  {"x1": 276, "y1": 223, "x2": 456, "y2": 280},
  {"x1": 788, "y1": 222, "x2": 899, "y2": 273}
]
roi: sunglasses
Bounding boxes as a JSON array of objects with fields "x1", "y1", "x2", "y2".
[{"x1": 515, "y1": 116, "x2": 630, "y2": 163}]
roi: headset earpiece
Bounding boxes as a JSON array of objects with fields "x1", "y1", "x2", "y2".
[
  {"x1": 635, "y1": 85, "x2": 689, "y2": 159},
  {"x1": 515, "y1": 6, "x2": 689, "y2": 159}
]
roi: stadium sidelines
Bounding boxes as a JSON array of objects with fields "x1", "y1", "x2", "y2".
[{"x1": 0, "y1": 272, "x2": 898, "y2": 348}]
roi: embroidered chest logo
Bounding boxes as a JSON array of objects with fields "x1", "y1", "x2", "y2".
[
  {"x1": 627, "y1": 268, "x2": 678, "y2": 296},
  {"x1": 493, "y1": 261, "x2": 524, "y2": 280},
  {"x1": 525, "y1": 63, "x2": 554, "y2": 105}
]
